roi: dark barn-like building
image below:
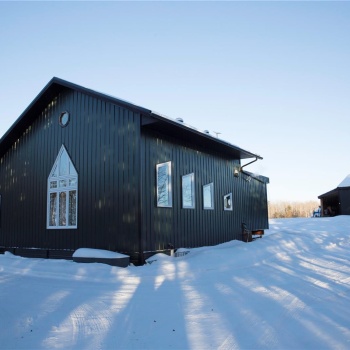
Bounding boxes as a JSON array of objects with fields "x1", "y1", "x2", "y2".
[
  {"x1": 0, "y1": 78, "x2": 269, "y2": 264},
  {"x1": 318, "y1": 175, "x2": 350, "y2": 216}
]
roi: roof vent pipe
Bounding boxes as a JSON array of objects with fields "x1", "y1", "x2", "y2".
[{"x1": 175, "y1": 118, "x2": 184, "y2": 123}]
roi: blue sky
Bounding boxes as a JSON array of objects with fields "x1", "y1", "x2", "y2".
[{"x1": 1, "y1": 2, "x2": 349, "y2": 202}]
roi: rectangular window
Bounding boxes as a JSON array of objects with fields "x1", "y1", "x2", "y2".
[
  {"x1": 0, "y1": 194, "x2": 2, "y2": 228},
  {"x1": 203, "y1": 183, "x2": 214, "y2": 210},
  {"x1": 224, "y1": 193, "x2": 233, "y2": 211},
  {"x1": 156, "y1": 161, "x2": 172, "y2": 207},
  {"x1": 182, "y1": 173, "x2": 195, "y2": 209}
]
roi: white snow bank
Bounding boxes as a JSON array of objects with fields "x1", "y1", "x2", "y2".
[
  {"x1": 3, "y1": 251, "x2": 18, "y2": 258},
  {"x1": 72, "y1": 248, "x2": 128, "y2": 259},
  {"x1": 145, "y1": 253, "x2": 173, "y2": 264},
  {"x1": 175, "y1": 247, "x2": 191, "y2": 253}
]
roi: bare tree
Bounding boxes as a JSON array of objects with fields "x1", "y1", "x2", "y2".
[{"x1": 268, "y1": 200, "x2": 319, "y2": 218}]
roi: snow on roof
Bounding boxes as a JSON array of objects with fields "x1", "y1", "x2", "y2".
[
  {"x1": 338, "y1": 174, "x2": 350, "y2": 188},
  {"x1": 150, "y1": 110, "x2": 262, "y2": 160}
]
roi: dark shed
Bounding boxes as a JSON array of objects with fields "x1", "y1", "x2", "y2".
[
  {"x1": 0, "y1": 78, "x2": 269, "y2": 264},
  {"x1": 318, "y1": 175, "x2": 350, "y2": 216}
]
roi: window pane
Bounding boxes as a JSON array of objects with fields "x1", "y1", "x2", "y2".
[
  {"x1": 203, "y1": 183, "x2": 214, "y2": 209},
  {"x1": 69, "y1": 178, "x2": 77, "y2": 186},
  {"x1": 69, "y1": 190, "x2": 77, "y2": 226},
  {"x1": 59, "y1": 151, "x2": 69, "y2": 175},
  {"x1": 59, "y1": 179, "x2": 67, "y2": 187},
  {"x1": 59, "y1": 192, "x2": 67, "y2": 226},
  {"x1": 224, "y1": 193, "x2": 233, "y2": 211},
  {"x1": 52, "y1": 165, "x2": 58, "y2": 177},
  {"x1": 50, "y1": 181, "x2": 57, "y2": 189},
  {"x1": 157, "y1": 162, "x2": 172, "y2": 207},
  {"x1": 49, "y1": 193, "x2": 57, "y2": 226},
  {"x1": 182, "y1": 173, "x2": 195, "y2": 208}
]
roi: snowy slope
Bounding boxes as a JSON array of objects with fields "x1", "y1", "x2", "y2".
[{"x1": 1, "y1": 217, "x2": 350, "y2": 350}]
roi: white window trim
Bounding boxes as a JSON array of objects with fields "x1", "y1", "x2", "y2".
[
  {"x1": 224, "y1": 193, "x2": 233, "y2": 211},
  {"x1": 182, "y1": 173, "x2": 195, "y2": 209},
  {"x1": 47, "y1": 145, "x2": 78, "y2": 229},
  {"x1": 203, "y1": 182, "x2": 214, "y2": 210},
  {"x1": 156, "y1": 161, "x2": 172, "y2": 208}
]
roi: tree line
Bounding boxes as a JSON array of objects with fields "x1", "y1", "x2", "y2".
[{"x1": 268, "y1": 200, "x2": 319, "y2": 219}]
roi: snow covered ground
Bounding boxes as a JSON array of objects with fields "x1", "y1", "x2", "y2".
[{"x1": 1, "y1": 216, "x2": 350, "y2": 350}]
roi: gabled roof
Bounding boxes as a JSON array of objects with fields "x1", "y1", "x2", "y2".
[
  {"x1": 318, "y1": 174, "x2": 350, "y2": 199},
  {"x1": 338, "y1": 174, "x2": 350, "y2": 188},
  {"x1": 0, "y1": 77, "x2": 262, "y2": 161}
]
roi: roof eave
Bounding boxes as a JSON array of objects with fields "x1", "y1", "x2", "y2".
[
  {"x1": 318, "y1": 188, "x2": 338, "y2": 199},
  {"x1": 149, "y1": 112, "x2": 262, "y2": 160}
]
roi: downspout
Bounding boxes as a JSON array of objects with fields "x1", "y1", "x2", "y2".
[
  {"x1": 240, "y1": 156, "x2": 259, "y2": 173},
  {"x1": 239, "y1": 157, "x2": 266, "y2": 184},
  {"x1": 138, "y1": 116, "x2": 145, "y2": 265}
]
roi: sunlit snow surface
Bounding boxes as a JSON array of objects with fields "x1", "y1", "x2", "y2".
[{"x1": 1, "y1": 216, "x2": 350, "y2": 349}]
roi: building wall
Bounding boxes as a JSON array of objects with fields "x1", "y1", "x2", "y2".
[
  {"x1": 0, "y1": 89, "x2": 141, "y2": 254},
  {"x1": 339, "y1": 189, "x2": 350, "y2": 215},
  {"x1": 140, "y1": 128, "x2": 268, "y2": 253},
  {"x1": 0, "y1": 87, "x2": 269, "y2": 260}
]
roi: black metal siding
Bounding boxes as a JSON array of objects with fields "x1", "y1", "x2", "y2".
[
  {"x1": 0, "y1": 89, "x2": 141, "y2": 254},
  {"x1": 0, "y1": 86, "x2": 269, "y2": 260},
  {"x1": 339, "y1": 189, "x2": 350, "y2": 215},
  {"x1": 140, "y1": 128, "x2": 268, "y2": 253},
  {"x1": 240, "y1": 173, "x2": 269, "y2": 230}
]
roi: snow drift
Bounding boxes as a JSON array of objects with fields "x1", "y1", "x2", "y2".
[{"x1": 1, "y1": 216, "x2": 350, "y2": 349}]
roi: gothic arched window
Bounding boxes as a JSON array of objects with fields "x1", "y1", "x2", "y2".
[{"x1": 47, "y1": 145, "x2": 78, "y2": 229}]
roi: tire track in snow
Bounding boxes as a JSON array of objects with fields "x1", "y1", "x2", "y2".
[{"x1": 42, "y1": 279, "x2": 140, "y2": 349}]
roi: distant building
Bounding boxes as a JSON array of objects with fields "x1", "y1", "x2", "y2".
[
  {"x1": 0, "y1": 78, "x2": 269, "y2": 264},
  {"x1": 318, "y1": 175, "x2": 350, "y2": 216}
]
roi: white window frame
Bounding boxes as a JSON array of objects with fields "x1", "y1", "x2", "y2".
[
  {"x1": 203, "y1": 182, "x2": 214, "y2": 210},
  {"x1": 182, "y1": 173, "x2": 195, "y2": 209},
  {"x1": 47, "y1": 145, "x2": 78, "y2": 229},
  {"x1": 156, "y1": 161, "x2": 172, "y2": 208},
  {"x1": 224, "y1": 193, "x2": 233, "y2": 211}
]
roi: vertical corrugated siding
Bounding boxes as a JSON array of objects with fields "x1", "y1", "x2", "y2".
[
  {"x1": 239, "y1": 173, "x2": 269, "y2": 230},
  {"x1": 339, "y1": 189, "x2": 350, "y2": 215},
  {"x1": 0, "y1": 89, "x2": 141, "y2": 253},
  {"x1": 141, "y1": 129, "x2": 268, "y2": 252}
]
